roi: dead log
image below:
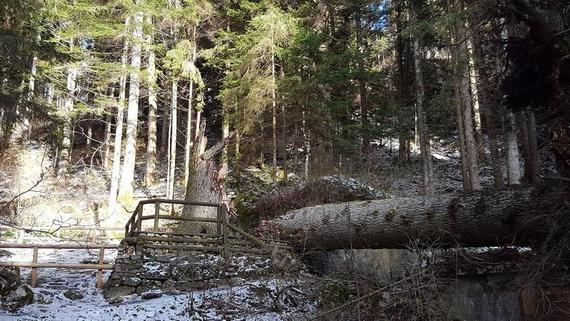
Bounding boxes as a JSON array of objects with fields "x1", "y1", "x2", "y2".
[
  {"x1": 252, "y1": 175, "x2": 383, "y2": 220},
  {"x1": 269, "y1": 187, "x2": 569, "y2": 250}
]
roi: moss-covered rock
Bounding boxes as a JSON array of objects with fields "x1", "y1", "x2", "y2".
[{"x1": 0, "y1": 267, "x2": 34, "y2": 312}]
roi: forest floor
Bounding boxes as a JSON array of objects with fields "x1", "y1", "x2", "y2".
[
  {"x1": 0, "y1": 248, "x2": 318, "y2": 320},
  {"x1": 1, "y1": 138, "x2": 551, "y2": 320}
]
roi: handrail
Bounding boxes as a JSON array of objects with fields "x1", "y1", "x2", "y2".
[
  {"x1": 0, "y1": 226, "x2": 124, "y2": 231},
  {"x1": 227, "y1": 223, "x2": 266, "y2": 248},
  {"x1": 124, "y1": 199, "x2": 222, "y2": 238},
  {"x1": 137, "y1": 199, "x2": 219, "y2": 207},
  {"x1": 0, "y1": 243, "x2": 116, "y2": 288},
  {"x1": 0, "y1": 243, "x2": 118, "y2": 249},
  {"x1": 123, "y1": 199, "x2": 276, "y2": 261}
]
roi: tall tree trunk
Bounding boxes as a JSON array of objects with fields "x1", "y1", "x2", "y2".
[
  {"x1": 452, "y1": 56, "x2": 470, "y2": 191},
  {"x1": 460, "y1": 72, "x2": 481, "y2": 191},
  {"x1": 281, "y1": 104, "x2": 287, "y2": 183},
  {"x1": 144, "y1": 15, "x2": 158, "y2": 187},
  {"x1": 27, "y1": 56, "x2": 37, "y2": 99},
  {"x1": 184, "y1": 25, "x2": 198, "y2": 188},
  {"x1": 183, "y1": 121, "x2": 234, "y2": 233},
  {"x1": 108, "y1": 17, "x2": 130, "y2": 219},
  {"x1": 395, "y1": 0, "x2": 411, "y2": 164},
  {"x1": 167, "y1": 79, "x2": 178, "y2": 199},
  {"x1": 235, "y1": 130, "x2": 241, "y2": 190},
  {"x1": 506, "y1": 111, "x2": 522, "y2": 185},
  {"x1": 271, "y1": 48, "x2": 278, "y2": 183},
  {"x1": 184, "y1": 80, "x2": 195, "y2": 187},
  {"x1": 302, "y1": 110, "x2": 310, "y2": 180},
  {"x1": 359, "y1": 79, "x2": 370, "y2": 157},
  {"x1": 398, "y1": 138, "x2": 411, "y2": 163},
  {"x1": 467, "y1": 38, "x2": 485, "y2": 160},
  {"x1": 57, "y1": 42, "x2": 78, "y2": 177},
  {"x1": 270, "y1": 187, "x2": 567, "y2": 250},
  {"x1": 161, "y1": 100, "x2": 170, "y2": 155},
  {"x1": 103, "y1": 106, "x2": 112, "y2": 170},
  {"x1": 356, "y1": 9, "x2": 370, "y2": 158},
  {"x1": 411, "y1": 0, "x2": 434, "y2": 196},
  {"x1": 527, "y1": 111, "x2": 540, "y2": 184},
  {"x1": 86, "y1": 120, "x2": 93, "y2": 148},
  {"x1": 485, "y1": 107, "x2": 505, "y2": 189},
  {"x1": 471, "y1": 25, "x2": 504, "y2": 189},
  {"x1": 220, "y1": 102, "x2": 229, "y2": 182},
  {"x1": 119, "y1": 6, "x2": 144, "y2": 198},
  {"x1": 449, "y1": 0, "x2": 481, "y2": 191},
  {"x1": 102, "y1": 86, "x2": 115, "y2": 170},
  {"x1": 518, "y1": 111, "x2": 532, "y2": 180},
  {"x1": 194, "y1": 108, "x2": 201, "y2": 140}
]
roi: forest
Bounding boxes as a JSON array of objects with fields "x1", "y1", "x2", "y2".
[{"x1": 1, "y1": 0, "x2": 570, "y2": 320}]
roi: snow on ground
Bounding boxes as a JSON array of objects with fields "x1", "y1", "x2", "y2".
[{"x1": 0, "y1": 248, "x2": 317, "y2": 321}]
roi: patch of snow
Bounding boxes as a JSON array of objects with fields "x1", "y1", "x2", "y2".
[{"x1": 1, "y1": 249, "x2": 317, "y2": 320}]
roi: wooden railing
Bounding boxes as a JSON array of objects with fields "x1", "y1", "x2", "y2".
[
  {"x1": 124, "y1": 199, "x2": 272, "y2": 259},
  {"x1": 0, "y1": 243, "x2": 117, "y2": 288},
  {"x1": 0, "y1": 226, "x2": 125, "y2": 243}
]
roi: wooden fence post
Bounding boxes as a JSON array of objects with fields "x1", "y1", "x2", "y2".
[
  {"x1": 96, "y1": 248, "x2": 105, "y2": 288},
  {"x1": 216, "y1": 205, "x2": 222, "y2": 236},
  {"x1": 221, "y1": 205, "x2": 229, "y2": 260},
  {"x1": 137, "y1": 205, "x2": 143, "y2": 232},
  {"x1": 154, "y1": 201, "x2": 160, "y2": 231},
  {"x1": 31, "y1": 247, "x2": 38, "y2": 287}
]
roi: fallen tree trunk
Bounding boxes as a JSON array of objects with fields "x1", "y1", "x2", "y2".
[{"x1": 269, "y1": 187, "x2": 569, "y2": 250}]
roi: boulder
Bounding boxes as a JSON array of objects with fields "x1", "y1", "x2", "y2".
[
  {"x1": 0, "y1": 267, "x2": 34, "y2": 312},
  {"x1": 63, "y1": 290, "x2": 84, "y2": 301}
]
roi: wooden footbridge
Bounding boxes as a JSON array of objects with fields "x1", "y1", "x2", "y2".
[{"x1": 0, "y1": 199, "x2": 286, "y2": 288}]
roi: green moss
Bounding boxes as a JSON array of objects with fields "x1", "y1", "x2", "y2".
[{"x1": 385, "y1": 207, "x2": 397, "y2": 221}]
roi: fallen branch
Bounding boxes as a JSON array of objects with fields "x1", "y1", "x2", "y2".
[{"x1": 310, "y1": 271, "x2": 427, "y2": 320}]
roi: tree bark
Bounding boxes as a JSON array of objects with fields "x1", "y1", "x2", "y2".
[
  {"x1": 527, "y1": 111, "x2": 540, "y2": 184},
  {"x1": 220, "y1": 102, "x2": 230, "y2": 181},
  {"x1": 302, "y1": 110, "x2": 310, "y2": 180},
  {"x1": 119, "y1": 6, "x2": 143, "y2": 198},
  {"x1": 486, "y1": 107, "x2": 505, "y2": 189},
  {"x1": 271, "y1": 48, "x2": 278, "y2": 183},
  {"x1": 144, "y1": 15, "x2": 157, "y2": 187},
  {"x1": 183, "y1": 120, "x2": 234, "y2": 233},
  {"x1": 108, "y1": 17, "x2": 130, "y2": 219},
  {"x1": 270, "y1": 187, "x2": 567, "y2": 250},
  {"x1": 471, "y1": 25, "x2": 505, "y2": 189},
  {"x1": 102, "y1": 86, "x2": 114, "y2": 170},
  {"x1": 356, "y1": 9, "x2": 370, "y2": 158},
  {"x1": 449, "y1": 1, "x2": 481, "y2": 191},
  {"x1": 506, "y1": 111, "x2": 522, "y2": 185},
  {"x1": 103, "y1": 109, "x2": 112, "y2": 170},
  {"x1": 453, "y1": 60, "x2": 470, "y2": 191},
  {"x1": 395, "y1": 0, "x2": 411, "y2": 165},
  {"x1": 411, "y1": 0, "x2": 434, "y2": 196},
  {"x1": 57, "y1": 48, "x2": 78, "y2": 177},
  {"x1": 161, "y1": 97, "x2": 170, "y2": 155},
  {"x1": 184, "y1": 25, "x2": 197, "y2": 189},
  {"x1": 167, "y1": 79, "x2": 178, "y2": 199},
  {"x1": 281, "y1": 103, "x2": 287, "y2": 183},
  {"x1": 467, "y1": 38, "x2": 485, "y2": 160}
]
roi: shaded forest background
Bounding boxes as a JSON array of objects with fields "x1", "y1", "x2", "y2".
[{"x1": 1, "y1": 0, "x2": 569, "y2": 225}]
